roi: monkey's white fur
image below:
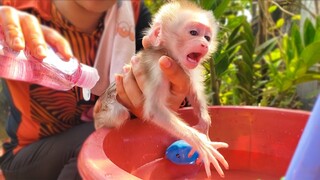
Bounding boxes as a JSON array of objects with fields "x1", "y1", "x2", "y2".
[{"x1": 94, "y1": 1, "x2": 228, "y2": 178}]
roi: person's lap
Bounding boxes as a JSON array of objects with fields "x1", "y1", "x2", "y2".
[{"x1": 1, "y1": 122, "x2": 94, "y2": 180}]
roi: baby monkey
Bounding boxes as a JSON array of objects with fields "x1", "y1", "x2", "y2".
[{"x1": 94, "y1": 0, "x2": 229, "y2": 177}]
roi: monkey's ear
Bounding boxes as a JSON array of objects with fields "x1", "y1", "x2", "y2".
[{"x1": 148, "y1": 23, "x2": 162, "y2": 47}]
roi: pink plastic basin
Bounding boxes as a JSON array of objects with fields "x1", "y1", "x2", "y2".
[{"x1": 78, "y1": 106, "x2": 310, "y2": 179}]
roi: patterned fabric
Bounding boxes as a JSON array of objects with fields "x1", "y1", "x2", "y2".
[
  {"x1": 91, "y1": 1, "x2": 136, "y2": 96},
  {"x1": 31, "y1": 4, "x2": 102, "y2": 135}
]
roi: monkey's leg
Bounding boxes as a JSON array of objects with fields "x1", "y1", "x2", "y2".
[{"x1": 94, "y1": 82, "x2": 130, "y2": 129}]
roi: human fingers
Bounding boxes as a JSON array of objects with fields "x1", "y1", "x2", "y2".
[
  {"x1": 115, "y1": 73, "x2": 134, "y2": 109},
  {"x1": 159, "y1": 56, "x2": 190, "y2": 110},
  {"x1": 130, "y1": 55, "x2": 146, "y2": 93},
  {"x1": 19, "y1": 11, "x2": 47, "y2": 60},
  {"x1": 142, "y1": 35, "x2": 151, "y2": 49},
  {"x1": 42, "y1": 25, "x2": 73, "y2": 60},
  {"x1": 159, "y1": 56, "x2": 190, "y2": 95},
  {"x1": 116, "y1": 70, "x2": 144, "y2": 119},
  {"x1": 0, "y1": 6, "x2": 25, "y2": 51},
  {"x1": 121, "y1": 65, "x2": 144, "y2": 116}
]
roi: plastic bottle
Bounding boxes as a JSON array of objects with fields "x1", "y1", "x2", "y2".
[
  {"x1": 165, "y1": 140, "x2": 199, "y2": 165},
  {"x1": 0, "y1": 30, "x2": 99, "y2": 100}
]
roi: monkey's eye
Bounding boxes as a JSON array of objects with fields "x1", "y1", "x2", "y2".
[
  {"x1": 204, "y1": 36, "x2": 211, "y2": 42},
  {"x1": 190, "y1": 30, "x2": 198, "y2": 36}
]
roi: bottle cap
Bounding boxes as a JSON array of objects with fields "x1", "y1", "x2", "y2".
[{"x1": 76, "y1": 64, "x2": 100, "y2": 89}]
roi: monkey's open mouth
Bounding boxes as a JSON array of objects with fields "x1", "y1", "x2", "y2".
[{"x1": 187, "y1": 53, "x2": 202, "y2": 63}]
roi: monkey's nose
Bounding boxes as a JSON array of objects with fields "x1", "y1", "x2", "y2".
[{"x1": 201, "y1": 43, "x2": 208, "y2": 49}]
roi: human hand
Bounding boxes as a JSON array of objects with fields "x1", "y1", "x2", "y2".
[
  {"x1": 0, "y1": 6, "x2": 73, "y2": 60},
  {"x1": 115, "y1": 36, "x2": 190, "y2": 119}
]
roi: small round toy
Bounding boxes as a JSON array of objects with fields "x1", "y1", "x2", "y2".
[{"x1": 165, "y1": 140, "x2": 199, "y2": 164}]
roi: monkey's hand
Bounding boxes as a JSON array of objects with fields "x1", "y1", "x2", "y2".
[{"x1": 186, "y1": 130, "x2": 229, "y2": 178}]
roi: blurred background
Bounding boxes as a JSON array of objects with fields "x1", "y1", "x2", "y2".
[{"x1": 146, "y1": 0, "x2": 320, "y2": 109}]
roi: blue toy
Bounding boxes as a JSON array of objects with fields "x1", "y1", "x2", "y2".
[{"x1": 165, "y1": 140, "x2": 199, "y2": 164}]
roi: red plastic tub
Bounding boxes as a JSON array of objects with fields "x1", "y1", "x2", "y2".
[{"x1": 78, "y1": 106, "x2": 310, "y2": 179}]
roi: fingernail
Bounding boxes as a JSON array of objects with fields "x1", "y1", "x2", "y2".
[
  {"x1": 123, "y1": 64, "x2": 131, "y2": 73},
  {"x1": 160, "y1": 57, "x2": 172, "y2": 68},
  {"x1": 36, "y1": 45, "x2": 47, "y2": 57},
  {"x1": 12, "y1": 37, "x2": 23, "y2": 47},
  {"x1": 115, "y1": 74, "x2": 121, "y2": 83},
  {"x1": 65, "y1": 47, "x2": 73, "y2": 58},
  {"x1": 131, "y1": 56, "x2": 139, "y2": 65}
]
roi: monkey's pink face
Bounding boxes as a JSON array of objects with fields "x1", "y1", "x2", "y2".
[{"x1": 174, "y1": 21, "x2": 213, "y2": 69}]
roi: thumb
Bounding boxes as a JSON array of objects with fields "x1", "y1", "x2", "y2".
[
  {"x1": 159, "y1": 56, "x2": 190, "y2": 96},
  {"x1": 142, "y1": 36, "x2": 151, "y2": 49}
]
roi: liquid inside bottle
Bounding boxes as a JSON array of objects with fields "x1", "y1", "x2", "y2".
[{"x1": 0, "y1": 32, "x2": 99, "y2": 92}]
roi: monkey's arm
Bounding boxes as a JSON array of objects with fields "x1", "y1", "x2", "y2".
[
  {"x1": 145, "y1": 103, "x2": 228, "y2": 177},
  {"x1": 187, "y1": 69, "x2": 211, "y2": 135}
]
